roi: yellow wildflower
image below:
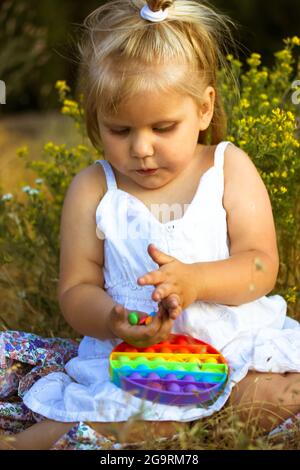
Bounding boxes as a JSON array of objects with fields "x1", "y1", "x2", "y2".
[
  {"x1": 63, "y1": 99, "x2": 78, "y2": 107},
  {"x1": 240, "y1": 99, "x2": 250, "y2": 109},
  {"x1": 44, "y1": 142, "x2": 60, "y2": 152},
  {"x1": 286, "y1": 286, "x2": 297, "y2": 304},
  {"x1": 44, "y1": 142, "x2": 55, "y2": 151},
  {"x1": 275, "y1": 49, "x2": 292, "y2": 62},
  {"x1": 272, "y1": 108, "x2": 283, "y2": 118},
  {"x1": 55, "y1": 81, "x2": 71, "y2": 93},
  {"x1": 247, "y1": 53, "x2": 261, "y2": 68},
  {"x1": 77, "y1": 145, "x2": 89, "y2": 152},
  {"x1": 286, "y1": 111, "x2": 295, "y2": 120},
  {"x1": 291, "y1": 36, "x2": 300, "y2": 46}
]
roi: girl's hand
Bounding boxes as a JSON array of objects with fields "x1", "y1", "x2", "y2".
[
  {"x1": 137, "y1": 244, "x2": 198, "y2": 317},
  {"x1": 108, "y1": 301, "x2": 179, "y2": 348}
]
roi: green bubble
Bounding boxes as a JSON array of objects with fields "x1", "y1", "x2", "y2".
[
  {"x1": 187, "y1": 364, "x2": 201, "y2": 372},
  {"x1": 174, "y1": 364, "x2": 186, "y2": 371},
  {"x1": 119, "y1": 356, "x2": 131, "y2": 365},
  {"x1": 134, "y1": 357, "x2": 148, "y2": 365},
  {"x1": 202, "y1": 364, "x2": 222, "y2": 372},
  {"x1": 151, "y1": 360, "x2": 162, "y2": 368},
  {"x1": 203, "y1": 367, "x2": 218, "y2": 373}
]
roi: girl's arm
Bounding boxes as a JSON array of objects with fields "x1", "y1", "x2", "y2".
[
  {"x1": 192, "y1": 144, "x2": 279, "y2": 306},
  {"x1": 58, "y1": 164, "x2": 117, "y2": 340},
  {"x1": 191, "y1": 249, "x2": 278, "y2": 306},
  {"x1": 58, "y1": 165, "x2": 176, "y2": 345},
  {"x1": 136, "y1": 145, "x2": 279, "y2": 308},
  {"x1": 59, "y1": 283, "x2": 117, "y2": 340}
]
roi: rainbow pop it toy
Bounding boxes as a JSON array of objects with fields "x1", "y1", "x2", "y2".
[{"x1": 109, "y1": 334, "x2": 229, "y2": 406}]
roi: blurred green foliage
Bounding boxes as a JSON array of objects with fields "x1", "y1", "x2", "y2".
[
  {"x1": 0, "y1": 0, "x2": 49, "y2": 109},
  {"x1": 220, "y1": 37, "x2": 300, "y2": 314},
  {"x1": 0, "y1": 38, "x2": 299, "y2": 336}
]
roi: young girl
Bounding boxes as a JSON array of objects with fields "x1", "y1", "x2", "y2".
[{"x1": 1, "y1": 0, "x2": 300, "y2": 450}]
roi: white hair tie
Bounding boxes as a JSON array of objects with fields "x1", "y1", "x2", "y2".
[{"x1": 140, "y1": 5, "x2": 169, "y2": 22}]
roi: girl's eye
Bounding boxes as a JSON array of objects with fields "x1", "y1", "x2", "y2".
[
  {"x1": 109, "y1": 129, "x2": 128, "y2": 135},
  {"x1": 109, "y1": 126, "x2": 175, "y2": 135}
]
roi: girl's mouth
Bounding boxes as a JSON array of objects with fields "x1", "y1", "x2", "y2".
[{"x1": 136, "y1": 169, "x2": 158, "y2": 176}]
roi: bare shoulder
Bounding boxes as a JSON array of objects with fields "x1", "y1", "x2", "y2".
[
  {"x1": 63, "y1": 161, "x2": 109, "y2": 226},
  {"x1": 223, "y1": 143, "x2": 268, "y2": 207},
  {"x1": 68, "y1": 161, "x2": 108, "y2": 200},
  {"x1": 58, "y1": 161, "x2": 108, "y2": 299},
  {"x1": 223, "y1": 143, "x2": 279, "y2": 270}
]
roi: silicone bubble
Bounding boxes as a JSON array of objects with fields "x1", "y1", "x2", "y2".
[
  {"x1": 129, "y1": 372, "x2": 142, "y2": 380},
  {"x1": 109, "y1": 334, "x2": 228, "y2": 406},
  {"x1": 148, "y1": 372, "x2": 160, "y2": 380},
  {"x1": 166, "y1": 383, "x2": 181, "y2": 392}
]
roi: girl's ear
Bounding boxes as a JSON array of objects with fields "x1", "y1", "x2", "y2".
[{"x1": 198, "y1": 86, "x2": 215, "y2": 131}]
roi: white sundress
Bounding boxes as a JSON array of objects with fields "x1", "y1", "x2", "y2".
[{"x1": 23, "y1": 141, "x2": 300, "y2": 423}]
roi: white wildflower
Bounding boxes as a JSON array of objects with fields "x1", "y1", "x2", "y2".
[
  {"x1": 29, "y1": 188, "x2": 39, "y2": 196},
  {"x1": 2, "y1": 193, "x2": 13, "y2": 201}
]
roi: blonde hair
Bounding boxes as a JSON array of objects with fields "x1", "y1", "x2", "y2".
[{"x1": 76, "y1": 0, "x2": 240, "y2": 149}]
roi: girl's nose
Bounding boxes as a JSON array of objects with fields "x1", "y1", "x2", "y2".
[{"x1": 130, "y1": 133, "x2": 155, "y2": 159}]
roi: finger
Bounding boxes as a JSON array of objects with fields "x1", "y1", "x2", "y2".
[
  {"x1": 137, "y1": 270, "x2": 164, "y2": 287},
  {"x1": 113, "y1": 303, "x2": 127, "y2": 321},
  {"x1": 152, "y1": 282, "x2": 174, "y2": 302},
  {"x1": 157, "y1": 301, "x2": 172, "y2": 324},
  {"x1": 114, "y1": 303, "x2": 124, "y2": 315},
  {"x1": 147, "y1": 244, "x2": 174, "y2": 267},
  {"x1": 153, "y1": 315, "x2": 174, "y2": 344},
  {"x1": 168, "y1": 305, "x2": 182, "y2": 321},
  {"x1": 109, "y1": 304, "x2": 129, "y2": 338},
  {"x1": 165, "y1": 294, "x2": 180, "y2": 309},
  {"x1": 143, "y1": 310, "x2": 164, "y2": 333},
  {"x1": 163, "y1": 294, "x2": 182, "y2": 320}
]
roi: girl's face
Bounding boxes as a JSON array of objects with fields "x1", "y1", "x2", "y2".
[{"x1": 97, "y1": 88, "x2": 214, "y2": 190}]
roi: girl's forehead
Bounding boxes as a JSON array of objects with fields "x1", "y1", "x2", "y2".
[{"x1": 99, "y1": 92, "x2": 198, "y2": 125}]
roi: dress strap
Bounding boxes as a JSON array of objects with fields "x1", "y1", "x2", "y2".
[
  {"x1": 214, "y1": 141, "x2": 232, "y2": 170},
  {"x1": 94, "y1": 159, "x2": 118, "y2": 191}
]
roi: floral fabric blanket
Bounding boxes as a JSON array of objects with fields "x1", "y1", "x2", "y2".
[{"x1": 0, "y1": 330, "x2": 121, "y2": 449}]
